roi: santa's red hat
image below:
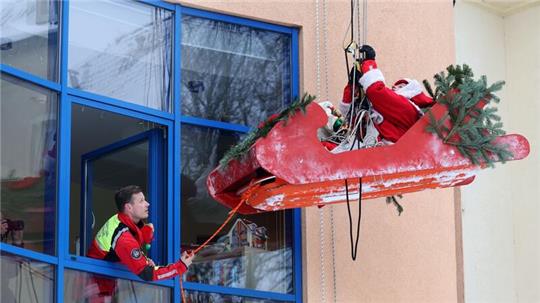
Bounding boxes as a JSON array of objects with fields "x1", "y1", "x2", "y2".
[{"x1": 392, "y1": 78, "x2": 434, "y2": 108}]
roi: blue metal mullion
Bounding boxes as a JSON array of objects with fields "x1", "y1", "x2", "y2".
[
  {"x1": 181, "y1": 6, "x2": 294, "y2": 35},
  {"x1": 0, "y1": 243, "x2": 59, "y2": 265},
  {"x1": 56, "y1": 0, "x2": 71, "y2": 301},
  {"x1": 173, "y1": 5, "x2": 183, "y2": 303},
  {"x1": 291, "y1": 28, "x2": 303, "y2": 303},
  {"x1": 67, "y1": 87, "x2": 175, "y2": 121},
  {"x1": 148, "y1": 128, "x2": 163, "y2": 263},
  {"x1": 183, "y1": 282, "x2": 296, "y2": 302},
  {"x1": 79, "y1": 158, "x2": 93, "y2": 256},
  {"x1": 180, "y1": 116, "x2": 251, "y2": 133},
  {"x1": 0, "y1": 64, "x2": 61, "y2": 91},
  {"x1": 64, "y1": 259, "x2": 174, "y2": 288},
  {"x1": 81, "y1": 129, "x2": 158, "y2": 159},
  {"x1": 70, "y1": 95, "x2": 172, "y2": 126},
  {"x1": 293, "y1": 208, "x2": 303, "y2": 303},
  {"x1": 136, "y1": 0, "x2": 176, "y2": 10},
  {"x1": 291, "y1": 30, "x2": 299, "y2": 101}
]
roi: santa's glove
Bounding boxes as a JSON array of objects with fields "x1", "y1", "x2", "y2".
[
  {"x1": 359, "y1": 44, "x2": 376, "y2": 60},
  {"x1": 342, "y1": 83, "x2": 354, "y2": 104}
]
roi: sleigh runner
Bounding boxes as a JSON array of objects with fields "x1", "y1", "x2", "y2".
[{"x1": 206, "y1": 100, "x2": 530, "y2": 214}]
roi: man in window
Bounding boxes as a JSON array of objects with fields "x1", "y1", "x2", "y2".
[{"x1": 86, "y1": 185, "x2": 194, "y2": 301}]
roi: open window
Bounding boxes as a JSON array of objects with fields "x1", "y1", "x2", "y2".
[{"x1": 70, "y1": 104, "x2": 167, "y2": 264}]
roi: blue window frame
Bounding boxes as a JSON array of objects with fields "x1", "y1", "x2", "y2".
[{"x1": 0, "y1": 2, "x2": 301, "y2": 303}]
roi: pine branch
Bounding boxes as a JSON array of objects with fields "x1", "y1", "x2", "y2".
[
  {"x1": 425, "y1": 64, "x2": 513, "y2": 167},
  {"x1": 219, "y1": 93, "x2": 316, "y2": 167}
]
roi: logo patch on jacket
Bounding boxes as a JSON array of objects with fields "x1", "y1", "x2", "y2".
[{"x1": 131, "y1": 248, "x2": 142, "y2": 260}]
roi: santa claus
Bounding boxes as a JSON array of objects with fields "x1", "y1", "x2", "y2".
[{"x1": 339, "y1": 45, "x2": 435, "y2": 144}]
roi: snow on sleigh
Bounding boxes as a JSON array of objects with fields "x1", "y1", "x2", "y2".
[{"x1": 206, "y1": 66, "x2": 531, "y2": 215}]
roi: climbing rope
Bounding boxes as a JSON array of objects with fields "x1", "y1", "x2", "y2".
[{"x1": 345, "y1": 178, "x2": 362, "y2": 260}]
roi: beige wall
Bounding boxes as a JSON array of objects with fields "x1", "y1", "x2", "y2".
[
  {"x1": 456, "y1": 2, "x2": 540, "y2": 302},
  {"x1": 172, "y1": 1, "x2": 459, "y2": 301}
]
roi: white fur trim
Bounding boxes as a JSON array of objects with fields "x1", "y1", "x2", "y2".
[
  {"x1": 369, "y1": 109, "x2": 384, "y2": 124},
  {"x1": 408, "y1": 100, "x2": 424, "y2": 117},
  {"x1": 394, "y1": 79, "x2": 422, "y2": 99},
  {"x1": 338, "y1": 100, "x2": 351, "y2": 116},
  {"x1": 359, "y1": 69, "x2": 385, "y2": 90}
]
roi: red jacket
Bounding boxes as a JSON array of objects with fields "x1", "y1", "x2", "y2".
[
  {"x1": 340, "y1": 60, "x2": 434, "y2": 143},
  {"x1": 88, "y1": 213, "x2": 187, "y2": 281}
]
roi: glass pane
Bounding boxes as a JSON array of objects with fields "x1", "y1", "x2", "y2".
[
  {"x1": 0, "y1": 252, "x2": 55, "y2": 303},
  {"x1": 64, "y1": 269, "x2": 171, "y2": 303},
  {"x1": 181, "y1": 16, "x2": 291, "y2": 127},
  {"x1": 181, "y1": 124, "x2": 293, "y2": 294},
  {"x1": 68, "y1": 0, "x2": 173, "y2": 111},
  {"x1": 82, "y1": 141, "x2": 148, "y2": 255},
  {"x1": 185, "y1": 291, "x2": 283, "y2": 303},
  {"x1": 1, "y1": 73, "x2": 57, "y2": 255},
  {"x1": 0, "y1": 0, "x2": 60, "y2": 81},
  {"x1": 70, "y1": 104, "x2": 167, "y2": 264}
]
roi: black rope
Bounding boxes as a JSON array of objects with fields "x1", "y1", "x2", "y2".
[
  {"x1": 345, "y1": 178, "x2": 362, "y2": 260},
  {"x1": 350, "y1": 0, "x2": 354, "y2": 43}
]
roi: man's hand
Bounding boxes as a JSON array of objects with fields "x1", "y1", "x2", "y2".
[
  {"x1": 147, "y1": 258, "x2": 156, "y2": 267},
  {"x1": 359, "y1": 44, "x2": 376, "y2": 60},
  {"x1": 181, "y1": 251, "x2": 195, "y2": 267},
  {"x1": 141, "y1": 223, "x2": 154, "y2": 244}
]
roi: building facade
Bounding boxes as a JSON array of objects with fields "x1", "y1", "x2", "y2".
[{"x1": 1, "y1": 1, "x2": 467, "y2": 302}]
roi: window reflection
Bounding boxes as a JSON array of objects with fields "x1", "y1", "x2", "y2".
[
  {"x1": 0, "y1": 253, "x2": 55, "y2": 303},
  {"x1": 64, "y1": 269, "x2": 171, "y2": 303},
  {"x1": 0, "y1": 0, "x2": 60, "y2": 81},
  {"x1": 181, "y1": 124, "x2": 293, "y2": 294},
  {"x1": 1, "y1": 73, "x2": 57, "y2": 255},
  {"x1": 68, "y1": 0, "x2": 173, "y2": 111},
  {"x1": 181, "y1": 16, "x2": 292, "y2": 127}
]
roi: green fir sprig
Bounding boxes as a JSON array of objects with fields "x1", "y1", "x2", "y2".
[
  {"x1": 423, "y1": 65, "x2": 512, "y2": 167},
  {"x1": 219, "y1": 93, "x2": 316, "y2": 167}
]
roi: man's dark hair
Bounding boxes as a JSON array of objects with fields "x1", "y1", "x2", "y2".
[{"x1": 115, "y1": 185, "x2": 142, "y2": 212}]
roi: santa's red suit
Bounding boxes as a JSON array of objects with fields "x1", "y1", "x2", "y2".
[{"x1": 339, "y1": 59, "x2": 434, "y2": 143}]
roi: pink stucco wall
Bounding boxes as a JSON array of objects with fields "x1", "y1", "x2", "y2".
[{"x1": 170, "y1": 0, "x2": 460, "y2": 301}]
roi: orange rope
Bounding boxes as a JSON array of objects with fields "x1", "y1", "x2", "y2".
[{"x1": 180, "y1": 183, "x2": 261, "y2": 302}]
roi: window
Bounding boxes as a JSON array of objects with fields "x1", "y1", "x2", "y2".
[
  {"x1": 185, "y1": 290, "x2": 285, "y2": 303},
  {"x1": 181, "y1": 125, "x2": 293, "y2": 293},
  {"x1": 1, "y1": 73, "x2": 58, "y2": 255},
  {"x1": 69, "y1": 104, "x2": 168, "y2": 264},
  {"x1": 68, "y1": 0, "x2": 173, "y2": 111},
  {"x1": 1, "y1": 3, "x2": 300, "y2": 303},
  {"x1": 0, "y1": 0, "x2": 60, "y2": 81},
  {"x1": 180, "y1": 12, "x2": 299, "y2": 301},
  {"x1": 181, "y1": 15, "x2": 292, "y2": 127},
  {"x1": 0, "y1": 252, "x2": 55, "y2": 303},
  {"x1": 64, "y1": 269, "x2": 171, "y2": 302}
]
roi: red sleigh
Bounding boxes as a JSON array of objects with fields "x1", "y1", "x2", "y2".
[{"x1": 207, "y1": 102, "x2": 530, "y2": 214}]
